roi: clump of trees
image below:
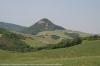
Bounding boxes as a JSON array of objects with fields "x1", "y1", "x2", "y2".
[
  {"x1": 46, "y1": 37, "x2": 82, "y2": 50},
  {"x1": 51, "y1": 35, "x2": 60, "y2": 40},
  {"x1": 83, "y1": 35, "x2": 100, "y2": 40}
]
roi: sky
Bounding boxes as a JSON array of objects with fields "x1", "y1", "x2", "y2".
[{"x1": 0, "y1": 0, "x2": 100, "y2": 34}]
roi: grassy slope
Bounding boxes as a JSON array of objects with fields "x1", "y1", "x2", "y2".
[
  {"x1": 0, "y1": 40, "x2": 100, "y2": 66},
  {"x1": 23, "y1": 30, "x2": 73, "y2": 47},
  {"x1": 23, "y1": 30, "x2": 91, "y2": 47}
]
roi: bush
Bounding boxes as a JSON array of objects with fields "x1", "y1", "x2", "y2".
[{"x1": 51, "y1": 35, "x2": 60, "y2": 40}]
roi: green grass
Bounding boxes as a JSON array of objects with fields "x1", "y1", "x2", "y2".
[{"x1": 0, "y1": 40, "x2": 100, "y2": 66}]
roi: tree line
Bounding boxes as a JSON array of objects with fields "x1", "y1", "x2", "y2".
[{"x1": 83, "y1": 35, "x2": 100, "y2": 40}]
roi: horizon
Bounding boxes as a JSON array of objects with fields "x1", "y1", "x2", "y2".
[{"x1": 0, "y1": 0, "x2": 100, "y2": 34}]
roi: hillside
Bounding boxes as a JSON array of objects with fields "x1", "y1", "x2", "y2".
[
  {"x1": 21, "y1": 18, "x2": 91, "y2": 37},
  {"x1": 22, "y1": 18, "x2": 65, "y2": 35},
  {"x1": 0, "y1": 22, "x2": 26, "y2": 32},
  {"x1": 22, "y1": 30, "x2": 82, "y2": 48},
  {"x1": 0, "y1": 40, "x2": 100, "y2": 66},
  {"x1": 0, "y1": 27, "x2": 83, "y2": 52},
  {"x1": 10, "y1": 29, "x2": 90, "y2": 49},
  {"x1": 0, "y1": 28, "x2": 33, "y2": 52},
  {"x1": 24, "y1": 30, "x2": 90, "y2": 47}
]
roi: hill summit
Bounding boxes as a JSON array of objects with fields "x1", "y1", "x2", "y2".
[{"x1": 22, "y1": 18, "x2": 65, "y2": 35}]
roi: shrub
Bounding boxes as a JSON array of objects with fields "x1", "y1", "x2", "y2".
[{"x1": 51, "y1": 35, "x2": 60, "y2": 40}]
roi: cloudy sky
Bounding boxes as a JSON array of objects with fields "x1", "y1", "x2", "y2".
[{"x1": 0, "y1": 0, "x2": 100, "y2": 34}]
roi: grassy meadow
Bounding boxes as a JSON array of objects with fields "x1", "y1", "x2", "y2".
[{"x1": 0, "y1": 40, "x2": 100, "y2": 66}]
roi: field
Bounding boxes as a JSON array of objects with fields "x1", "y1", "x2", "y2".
[{"x1": 0, "y1": 40, "x2": 100, "y2": 66}]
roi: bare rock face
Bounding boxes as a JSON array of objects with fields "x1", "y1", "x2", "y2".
[{"x1": 37, "y1": 21, "x2": 45, "y2": 24}]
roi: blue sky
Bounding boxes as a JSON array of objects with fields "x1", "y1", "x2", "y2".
[{"x1": 0, "y1": 0, "x2": 100, "y2": 34}]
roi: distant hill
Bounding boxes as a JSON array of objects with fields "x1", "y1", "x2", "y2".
[
  {"x1": 0, "y1": 19, "x2": 91, "y2": 37},
  {"x1": 0, "y1": 22, "x2": 26, "y2": 32},
  {"x1": 22, "y1": 18, "x2": 65, "y2": 35},
  {"x1": 21, "y1": 18, "x2": 91, "y2": 37}
]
